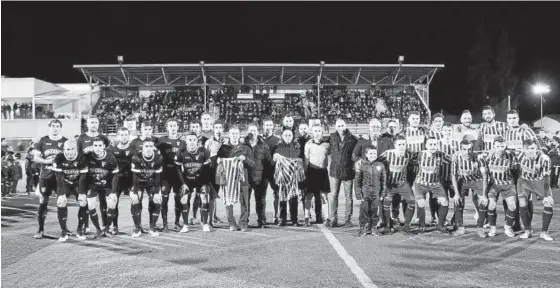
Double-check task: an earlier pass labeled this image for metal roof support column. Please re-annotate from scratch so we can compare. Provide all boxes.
[201,61,207,112]
[318,61,324,118]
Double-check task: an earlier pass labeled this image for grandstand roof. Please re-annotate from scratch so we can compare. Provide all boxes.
[74,63,444,87]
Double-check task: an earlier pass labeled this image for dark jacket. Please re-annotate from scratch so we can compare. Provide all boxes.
[549,146,560,166]
[377,132,396,156]
[263,134,281,178]
[352,134,384,162]
[25,153,34,176]
[12,161,22,181]
[273,141,302,159]
[245,135,271,184]
[215,142,255,187]
[328,129,358,180]
[298,134,311,159]
[2,164,14,182]
[354,160,386,200]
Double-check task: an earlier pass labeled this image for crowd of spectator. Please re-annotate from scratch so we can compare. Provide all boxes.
[93,86,429,133]
[2,103,35,119]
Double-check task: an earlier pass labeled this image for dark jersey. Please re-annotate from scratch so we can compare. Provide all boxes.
[377,149,412,186]
[401,127,426,154]
[451,152,486,183]
[175,147,211,187]
[35,135,68,179]
[131,152,163,187]
[130,136,159,154]
[486,151,517,186]
[415,150,449,186]
[158,135,186,170]
[197,135,209,148]
[77,133,110,156]
[84,152,119,189]
[52,153,87,183]
[107,144,135,176]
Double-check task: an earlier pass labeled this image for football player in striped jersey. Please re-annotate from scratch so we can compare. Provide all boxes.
[450,139,488,237]
[32,119,68,239]
[413,137,451,234]
[437,122,459,225]
[517,139,554,241]
[428,113,445,141]
[377,135,416,234]
[485,136,518,237]
[478,106,508,154]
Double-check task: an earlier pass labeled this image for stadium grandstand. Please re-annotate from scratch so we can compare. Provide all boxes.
[74,61,443,136]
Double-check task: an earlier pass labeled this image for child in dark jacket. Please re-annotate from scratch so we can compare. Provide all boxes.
[11,153,22,195]
[2,156,15,198]
[354,145,386,236]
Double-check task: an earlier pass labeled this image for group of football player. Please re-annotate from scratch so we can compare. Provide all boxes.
[30,105,556,243]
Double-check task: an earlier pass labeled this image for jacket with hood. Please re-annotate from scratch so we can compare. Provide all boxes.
[354,159,386,200]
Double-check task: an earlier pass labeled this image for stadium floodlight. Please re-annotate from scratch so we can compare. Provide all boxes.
[117,56,124,64]
[398,56,404,64]
[532,83,551,126]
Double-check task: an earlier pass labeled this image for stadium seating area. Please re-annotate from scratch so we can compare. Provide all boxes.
[94,86,428,134]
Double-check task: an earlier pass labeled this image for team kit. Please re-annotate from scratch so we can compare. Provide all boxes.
[31,106,555,243]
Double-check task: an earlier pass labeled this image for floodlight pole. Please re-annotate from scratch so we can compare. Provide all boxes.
[318,61,324,118]
[540,92,543,127]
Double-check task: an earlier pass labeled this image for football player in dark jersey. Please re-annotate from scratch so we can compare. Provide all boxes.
[130,139,163,237]
[106,127,135,235]
[77,116,110,233]
[77,116,111,156]
[81,137,119,239]
[185,120,209,225]
[52,140,88,241]
[157,118,186,232]
[32,119,68,239]
[175,132,213,232]
[130,121,158,154]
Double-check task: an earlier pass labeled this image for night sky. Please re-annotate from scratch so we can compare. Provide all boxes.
[3,2,560,121]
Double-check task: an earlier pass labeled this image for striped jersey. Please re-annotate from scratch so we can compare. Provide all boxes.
[438,138,460,182]
[518,152,551,181]
[428,129,443,141]
[486,151,517,186]
[505,126,539,152]
[377,149,412,185]
[402,127,426,153]
[451,152,486,183]
[478,121,508,152]
[415,150,449,186]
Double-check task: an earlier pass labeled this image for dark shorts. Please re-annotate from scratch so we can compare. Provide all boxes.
[517,178,551,199]
[58,183,79,198]
[161,178,181,195]
[39,176,57,197]
[488,182,516,200]
[458,180,484,198]
[116,175,133,194]
[407,165,419,186]
[86,186,109,198]
[135,185,157,198]
[442,181,455,197]
[413,182,447,200]
[386,182,415,202]
[306,167,330,193]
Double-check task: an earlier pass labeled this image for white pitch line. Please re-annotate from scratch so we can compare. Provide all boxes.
[104,237,164,250]
[1,206,37,214]
[158,235,218,248]
[318,224,378,288]
[120,235,183,248]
